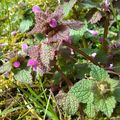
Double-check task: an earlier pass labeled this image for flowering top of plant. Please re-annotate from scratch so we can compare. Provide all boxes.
[28,39,59,75]
[27,6,83,75]
[28,6,83,43]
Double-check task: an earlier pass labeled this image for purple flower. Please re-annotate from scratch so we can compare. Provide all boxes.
[49,19,57,28]
[114,42,120,48]
[11,31,17,36]
[88,30,98,37]
[0,43,8,48]
[22,43,28,51]
[32,5,41,14]
[27,59,38,71]
[99,37,104,43]
[13,61,21,68]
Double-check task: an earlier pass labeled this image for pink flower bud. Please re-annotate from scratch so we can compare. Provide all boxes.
[21,43,28,51]
[13,61,20,68]
[99,37,104,43]
[88,30,98,37]
[49,19,57,28]
[32,5,41,14]
[11,31,17,36]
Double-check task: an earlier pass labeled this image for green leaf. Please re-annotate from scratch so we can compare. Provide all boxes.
[0,62,12,73]
[84,103,96,118]
[62,93,79,115]
[62,0,77,17]
[74,63,90,80]
[19,19,33,33]
[95,50,108,64]
[79,0,100,9]
[56,92,79,115]
[95,96,116,118]
[14,69,32,84]
[70,21,88,44]
[106,79,118,92]
[35,33,45,42]
[90,64,109,81]
[69,79,94,103]
[113,84,120,102]
[52,71,61,85]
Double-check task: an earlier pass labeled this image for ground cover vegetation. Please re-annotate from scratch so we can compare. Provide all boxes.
[1,0,120,119]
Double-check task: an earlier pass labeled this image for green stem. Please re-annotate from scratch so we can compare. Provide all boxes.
[82,38,88,48]
[110,0,119,30]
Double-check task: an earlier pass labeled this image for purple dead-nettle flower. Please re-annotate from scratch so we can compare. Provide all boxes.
[99,37,104,43]
[32,5,41,14]
[13,61,21,68]
[114,42,120,48]
[88,30,98,37]
[49,18,57,28]
[27,59,38,71]
[21,43,28,51]
[11,31,17,36]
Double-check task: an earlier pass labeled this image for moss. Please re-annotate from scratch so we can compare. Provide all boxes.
[26,0,58,11]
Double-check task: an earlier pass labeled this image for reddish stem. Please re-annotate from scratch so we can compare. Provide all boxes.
[54,64,73,88]
[102,13,110,52]
[64,41,100,66]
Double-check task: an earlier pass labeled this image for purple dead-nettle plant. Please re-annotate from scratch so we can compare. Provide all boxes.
[28,40,59,75]
[27,6,83,75]
[28,6,83,43]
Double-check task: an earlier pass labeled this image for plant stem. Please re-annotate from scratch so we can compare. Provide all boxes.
[107,70,120,76]
[64,41,99,66]
[79,104,85,120]
[82,38,88,48]
[54,64,73,88]
[102,13,110,53]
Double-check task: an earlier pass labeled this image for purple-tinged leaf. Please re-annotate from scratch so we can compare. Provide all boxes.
[89,11,102,24]
[51,6,64,21]
[62,20,84,30]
